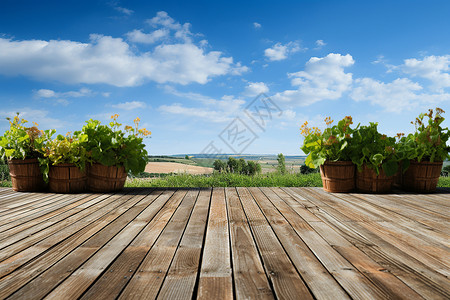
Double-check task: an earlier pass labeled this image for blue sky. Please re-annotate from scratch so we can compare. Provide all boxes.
[1,0,449,155]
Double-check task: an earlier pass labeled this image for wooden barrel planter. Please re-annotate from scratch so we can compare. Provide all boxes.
[402,161,443,193]
[8,158,45,192]
[87,163,127,193]
[48,163,87,193]
[356,164,394,193]
[320,161,355,193]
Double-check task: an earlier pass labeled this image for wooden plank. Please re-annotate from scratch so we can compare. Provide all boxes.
[197,187,233,300]
[115,189,197,299]
[237,187,313,300]
[0,191,134,264]
[349,193,450,247]
[157,188,212,300]
[0,193,79,226]
[296,187,450,299]
[0,192,161,299]
[276,188,422,299]
[0,189,141,279]
[9,189,168,300]
[258,187,387,299]
[0,193,104,246]
[225,187,274,300]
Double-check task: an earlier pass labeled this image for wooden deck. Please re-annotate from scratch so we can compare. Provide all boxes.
[0,187,449,300]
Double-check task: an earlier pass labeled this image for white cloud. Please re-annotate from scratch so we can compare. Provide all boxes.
[351,77,450,112]
[400,55,450,91]
[126,29,169,44]
[253,22,261,29]
[34,88,92,98]
[315,40,326,48]
[264,42,302,61]
[243,82,269,97]
[273,53,354,106]
[0,34,244,86]
[36,89,56,98]
[147,11,192,42]
[159,103,232,123]
[0,108,65,129]
[112,101,147,110]
[160,88,246,123]
[114,6,133,15]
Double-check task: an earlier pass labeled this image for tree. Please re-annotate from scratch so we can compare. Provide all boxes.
[185,155,189,160]
[227,157,238,173]
[238,158,247,174]
[213,159,226,173]
[277,153,287,174]
[246,161,262,175]
[300,164,318,174]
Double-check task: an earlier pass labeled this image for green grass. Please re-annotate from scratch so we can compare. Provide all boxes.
[438,176,450,187]
[125,172,323,188]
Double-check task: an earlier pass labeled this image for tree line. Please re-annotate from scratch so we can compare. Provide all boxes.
[213,157,262,175]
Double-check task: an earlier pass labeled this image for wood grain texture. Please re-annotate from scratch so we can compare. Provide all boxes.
[0,187,447,300]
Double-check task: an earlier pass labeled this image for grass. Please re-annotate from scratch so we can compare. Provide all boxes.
[438,176,450,187]
[125,172,323,188]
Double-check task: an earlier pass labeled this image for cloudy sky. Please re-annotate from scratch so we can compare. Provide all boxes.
[1,0,449,155]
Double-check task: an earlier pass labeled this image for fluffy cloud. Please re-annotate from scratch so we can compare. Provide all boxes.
[273,53,354,105]
[351,78,422,112]
[111,101,147,110]
[315,40,326,49]
[35,88,93,98]
[0,12,246,87]
[146,11,192,42]
[264,42,302,61]
[126,29,169,44]
[351,77,450,112]
[0,35,243,86]
[160,88,246,123]
[400,55,450,91]
[253,22,261,29]
[243,82,269,97]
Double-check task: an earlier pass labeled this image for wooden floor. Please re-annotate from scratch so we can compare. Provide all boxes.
[0,187,449,300]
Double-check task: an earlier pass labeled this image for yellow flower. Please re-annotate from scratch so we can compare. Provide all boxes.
[111,114,119,120]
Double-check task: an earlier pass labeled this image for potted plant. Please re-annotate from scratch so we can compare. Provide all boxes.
[301,116,357,192]
[0,113,47,192]
[350,122,399,193]
[398,108,449,192]
[81,114,150,192]
[39,131,88,193]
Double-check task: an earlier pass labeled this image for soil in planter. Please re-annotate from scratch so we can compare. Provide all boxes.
[356,164,394,193]
[402,161,443,193]
[49,164,87,193]
[8,158,46,192]
[320,161,355,193]
[88,163,127,193]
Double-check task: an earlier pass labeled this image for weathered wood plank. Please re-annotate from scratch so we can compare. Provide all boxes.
[5,189,162,300]
[157,188,211,300]
[78,189,185,300]
[116,189,197,300]
[0,192,158,298]
[0,187,448,300]
[237,187,313,300]
[225,187,274,300]
[258,187,387,299]
[296,187,450,299]
[197,187,233,300]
